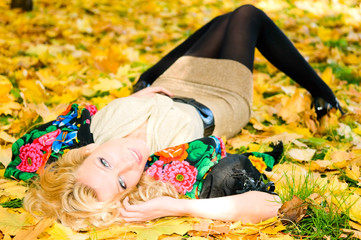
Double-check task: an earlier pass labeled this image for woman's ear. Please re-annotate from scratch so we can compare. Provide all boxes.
[85,143,97,154]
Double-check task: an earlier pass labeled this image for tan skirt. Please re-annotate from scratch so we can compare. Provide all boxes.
[151,56,253,138]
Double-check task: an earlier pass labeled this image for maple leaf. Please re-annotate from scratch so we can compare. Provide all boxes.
[0,206,34,235]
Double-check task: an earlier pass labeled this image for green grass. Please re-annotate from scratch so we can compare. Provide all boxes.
[275,167,355,239]
[286,205,352,239]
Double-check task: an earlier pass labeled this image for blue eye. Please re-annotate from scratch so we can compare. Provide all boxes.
[99,158,112,168]
[118,177,127,189]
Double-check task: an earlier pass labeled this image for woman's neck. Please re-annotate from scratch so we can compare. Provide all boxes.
[125,120,148,142]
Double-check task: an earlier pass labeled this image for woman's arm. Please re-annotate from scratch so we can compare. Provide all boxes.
[119,191,281,223]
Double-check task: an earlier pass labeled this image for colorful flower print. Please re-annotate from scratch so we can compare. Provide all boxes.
[145,160,164,180]
[155,144,189,163]
[52,131,78,153]
[17,143,44,172]
[162,160,197,194]
[186,140,209,162]
[85,105,98,116]
[249,155,267,173]
[212,136,227,158]
[37,129,61,147]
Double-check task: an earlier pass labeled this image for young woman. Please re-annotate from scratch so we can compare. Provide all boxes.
[6,4,342,230]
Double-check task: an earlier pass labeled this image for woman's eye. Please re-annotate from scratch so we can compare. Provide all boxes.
[118,177,127,189]
[99,158,111,168]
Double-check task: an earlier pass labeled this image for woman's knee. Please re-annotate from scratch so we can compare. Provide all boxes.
[231,4,265,20]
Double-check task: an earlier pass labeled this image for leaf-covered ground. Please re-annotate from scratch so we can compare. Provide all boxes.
[0,0,361,239]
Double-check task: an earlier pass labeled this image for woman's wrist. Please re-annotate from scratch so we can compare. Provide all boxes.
[167,197,190,217]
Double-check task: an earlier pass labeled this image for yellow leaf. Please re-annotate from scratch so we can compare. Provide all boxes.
[92,78,124,92]
[87,224,130,240]
[13,218,54,240]
[321,67,335,86]
[286,148,316,162]
[47,222,88,240]
[278,89,308,123]
[0,101,22,115]
[27,103,69,123]
[109,87,132,98]
[0,146,12,168]
[0,131,17,144]
[0,75,12,103]
[310,160,332,172]
[346,164,360,181]
[343,54,361,65]
[0,181,28,199]
[327,176,348,194]
[270,125,312,138]
[19,79,48,104]
[261,224,286,234]
[128,218,193,240]
[349,220,361,232]
[317,27,336,42]
[76,17,93,33]
[333,194,361,223]
[0,206,33,235]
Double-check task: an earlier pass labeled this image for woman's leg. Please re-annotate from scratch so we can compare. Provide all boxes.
[137,4,341,116]
[187,5,338,108]
[136,15,228,87]
[225,6,338,105]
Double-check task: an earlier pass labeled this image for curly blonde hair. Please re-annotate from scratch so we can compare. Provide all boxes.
[23,146,178,230]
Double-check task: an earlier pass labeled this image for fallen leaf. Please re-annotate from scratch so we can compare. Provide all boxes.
[129,218,193,240]
[0,131,17,144]
[13,218,54,240]
[0,146,12,168]
[278,196,308,224]
[286,148,316,162]
[0,206,34,235]
[47,222,88,240]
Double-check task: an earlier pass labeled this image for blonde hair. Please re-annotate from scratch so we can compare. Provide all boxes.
[24,146,179,230]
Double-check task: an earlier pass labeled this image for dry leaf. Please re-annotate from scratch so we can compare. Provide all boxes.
[0,146,12,168]
[286,148,316,162]
[278,196,308,224]
[13,218,54,240]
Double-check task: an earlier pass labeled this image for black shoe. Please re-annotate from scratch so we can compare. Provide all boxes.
[133,80,150,93]
[312,97,345,119]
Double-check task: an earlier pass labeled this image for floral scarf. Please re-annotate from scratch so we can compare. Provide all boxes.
[145,136,226,199]
[5,102,276,199]
[145,136,276,199]
[4,104,97,181]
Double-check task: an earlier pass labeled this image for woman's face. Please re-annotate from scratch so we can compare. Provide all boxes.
[77,138,150,202]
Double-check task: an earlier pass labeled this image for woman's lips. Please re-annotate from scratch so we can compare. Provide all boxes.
[128,148,142,164]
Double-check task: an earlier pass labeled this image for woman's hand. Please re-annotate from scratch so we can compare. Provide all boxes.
[130,86,173,98]
[119,196,178,222]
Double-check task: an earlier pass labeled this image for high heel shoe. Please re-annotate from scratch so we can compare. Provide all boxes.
[312,97,344,119]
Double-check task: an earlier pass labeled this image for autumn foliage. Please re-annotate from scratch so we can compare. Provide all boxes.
[0,0,361,239]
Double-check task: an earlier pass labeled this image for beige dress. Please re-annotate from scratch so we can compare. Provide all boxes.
[152,56,253,138]
[91,56,253,153]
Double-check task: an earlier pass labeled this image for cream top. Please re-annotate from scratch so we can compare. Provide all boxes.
[90,94,204,153]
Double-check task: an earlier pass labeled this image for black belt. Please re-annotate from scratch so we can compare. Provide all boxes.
[172,97,215,137]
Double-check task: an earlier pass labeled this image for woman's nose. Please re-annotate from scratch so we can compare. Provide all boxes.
[124,157,135,168]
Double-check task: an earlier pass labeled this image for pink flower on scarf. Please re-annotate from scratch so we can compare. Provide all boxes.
[162,161,197,194]
[85,105,98,116]
[145,160,164,180]
[17,143,44,172]
[37,129,61,147]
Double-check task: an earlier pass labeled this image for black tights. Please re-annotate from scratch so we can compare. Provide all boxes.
[138,5,336,104]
